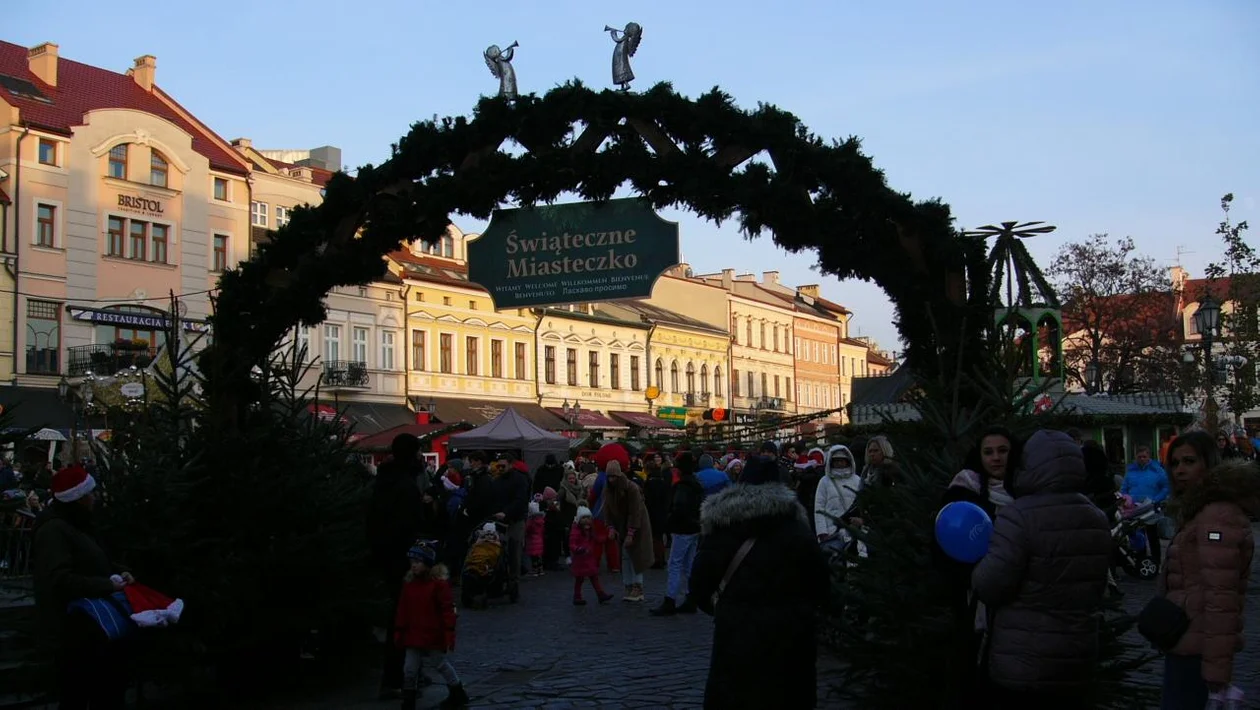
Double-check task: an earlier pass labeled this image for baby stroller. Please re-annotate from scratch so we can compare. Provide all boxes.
[461,520,520,608]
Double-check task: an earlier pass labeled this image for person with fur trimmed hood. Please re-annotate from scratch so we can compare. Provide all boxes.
[687,455,829,709]
[1159,430,1259,708]
[813,445,862,552]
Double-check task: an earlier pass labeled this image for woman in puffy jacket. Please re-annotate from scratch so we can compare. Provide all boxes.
[972,429,1112,708]
[1160,430,1259,709]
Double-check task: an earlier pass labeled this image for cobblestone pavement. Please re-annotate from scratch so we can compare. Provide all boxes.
[278,527,1260,710]
[282,566,847,710]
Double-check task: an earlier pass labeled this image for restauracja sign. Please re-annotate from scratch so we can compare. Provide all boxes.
[468,198,680,309]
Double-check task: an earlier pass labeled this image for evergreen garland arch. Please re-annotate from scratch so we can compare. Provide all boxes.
[203,82,990,425]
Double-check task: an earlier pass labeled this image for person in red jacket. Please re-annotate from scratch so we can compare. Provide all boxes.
[394,541,469,710]
[569,506,614,605]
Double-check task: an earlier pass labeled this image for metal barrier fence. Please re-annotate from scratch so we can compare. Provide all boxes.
[1,511,36,580]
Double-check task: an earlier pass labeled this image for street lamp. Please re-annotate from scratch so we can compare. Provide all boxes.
[1083,360,1099,395]
[422,397,437,415]
[1194,295,1222,431]
[560,399,581,425]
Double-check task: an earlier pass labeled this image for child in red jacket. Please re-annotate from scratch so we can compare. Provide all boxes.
[569,507,614,605]
[394,541,469,710]
[525,500,546,576]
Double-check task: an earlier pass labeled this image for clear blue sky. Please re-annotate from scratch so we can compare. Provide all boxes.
[8,0,1258,352]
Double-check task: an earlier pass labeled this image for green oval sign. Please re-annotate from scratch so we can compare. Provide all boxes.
[467,198,680,308]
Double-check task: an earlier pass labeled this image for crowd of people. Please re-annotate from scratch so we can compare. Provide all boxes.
[16,419,1258,710]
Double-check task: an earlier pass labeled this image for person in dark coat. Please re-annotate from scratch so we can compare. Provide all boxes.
[489,458,531,585]
[686,456,830,709]
[366,434,428,697]
[532,454,564,497]
[972,429,1112,708]
[642,459,671,569]
[32,464,133,708]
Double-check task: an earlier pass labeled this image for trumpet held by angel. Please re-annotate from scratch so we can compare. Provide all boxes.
[605,22,642,90]
[484,41,519,99]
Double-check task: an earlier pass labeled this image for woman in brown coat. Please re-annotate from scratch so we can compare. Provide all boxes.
[1160,430,1259,709]
[601,460,653,602]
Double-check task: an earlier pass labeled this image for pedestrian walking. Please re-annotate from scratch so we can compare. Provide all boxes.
[393,541,468,709]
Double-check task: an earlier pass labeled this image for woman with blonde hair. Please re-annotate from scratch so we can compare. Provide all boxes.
[862,435,902,487]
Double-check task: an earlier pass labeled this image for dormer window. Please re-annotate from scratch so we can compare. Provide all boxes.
[150,150,169,188]
[108,144,128,179]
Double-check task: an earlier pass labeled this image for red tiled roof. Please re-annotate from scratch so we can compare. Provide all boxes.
[259,155,334,186]
[387,249,485,291]
[0,41,249,175]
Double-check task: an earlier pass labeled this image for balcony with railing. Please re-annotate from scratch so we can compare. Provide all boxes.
[67,343,158,376]
[323,360,369,389]
[684,392,711,407]
[755,396,787,412]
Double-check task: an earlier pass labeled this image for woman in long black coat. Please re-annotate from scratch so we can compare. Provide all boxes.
[687,457,830,709]
[642,460,672,568]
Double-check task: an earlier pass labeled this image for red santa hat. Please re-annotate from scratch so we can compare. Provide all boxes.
[52,465,96,503]
[796,451,825,469]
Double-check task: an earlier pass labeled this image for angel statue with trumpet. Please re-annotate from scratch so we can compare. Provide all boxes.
[605,22,642,90]
[484,42,519,99]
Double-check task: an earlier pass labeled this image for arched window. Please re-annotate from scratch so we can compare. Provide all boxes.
[670,361,679,393]
[700,364,709,395]
[150,150,169,188]
[685,362,695,394]
[108,143,128,179]
[655,358,664,390]
[714,368,723,397]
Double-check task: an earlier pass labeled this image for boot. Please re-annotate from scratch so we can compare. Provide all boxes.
[401,689,417,710]
[624,583,644,602]
[649,597,676,616]
[440,683,470,709]
[676,597,698,614]
[597,591,614,604]
[573,596,587,606]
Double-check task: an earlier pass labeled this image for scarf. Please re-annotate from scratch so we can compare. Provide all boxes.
[949,469,1014,509]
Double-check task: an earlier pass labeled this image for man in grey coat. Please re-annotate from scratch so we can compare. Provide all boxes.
[972,429,1112,709]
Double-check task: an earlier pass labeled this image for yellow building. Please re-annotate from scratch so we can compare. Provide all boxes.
[387,230,563,430]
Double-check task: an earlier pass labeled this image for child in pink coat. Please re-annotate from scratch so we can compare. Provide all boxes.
[525,500,546,576]
[568,506,613,605]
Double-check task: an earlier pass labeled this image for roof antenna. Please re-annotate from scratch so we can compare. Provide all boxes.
[1174,245,1195,266]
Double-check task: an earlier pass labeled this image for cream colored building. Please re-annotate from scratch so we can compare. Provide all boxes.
[0,41,254,431]
[386,230,564,430]
[535,303,651,432]
[694,270,798,428]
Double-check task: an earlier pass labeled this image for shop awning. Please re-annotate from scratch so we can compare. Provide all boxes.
[545,408,627,431]
[341,402,417,434]
[0,386,75,433]
[354,422,471,452]
[609,411,676,430]
[415,396,569,430]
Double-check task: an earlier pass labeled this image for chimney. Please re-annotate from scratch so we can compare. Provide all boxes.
[721,268,734,290]
[130,55,157,91]
[231,138,253,151]
[27,43,59,87]
[798,284,820,298]
[762,271,780,286]
[736,273,755,281]
[1170,265,1187,293]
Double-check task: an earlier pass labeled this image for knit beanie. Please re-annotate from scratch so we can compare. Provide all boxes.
[575,506,593,522]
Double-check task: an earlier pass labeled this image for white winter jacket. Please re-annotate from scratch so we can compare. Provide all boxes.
[814,444,863,539]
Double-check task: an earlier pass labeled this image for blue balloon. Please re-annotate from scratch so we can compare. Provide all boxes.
[935,501,994,564]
